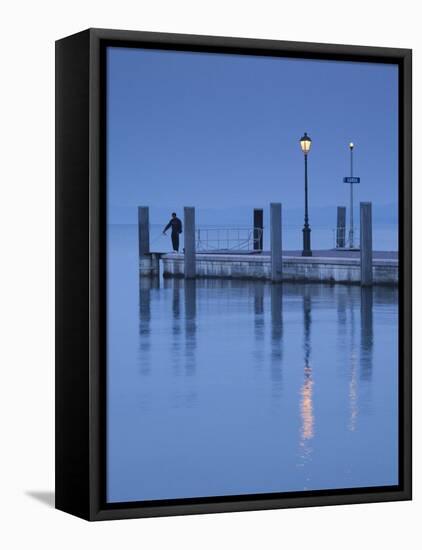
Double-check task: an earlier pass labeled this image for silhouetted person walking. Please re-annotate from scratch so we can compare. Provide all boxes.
[163,212,183,252]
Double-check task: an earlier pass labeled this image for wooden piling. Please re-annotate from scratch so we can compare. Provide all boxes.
[184,206,196,279]
[138,206,152,276]
[253,208,264,251]
[336,206,346,248]
[270,203,282,283]
[360,202,373,286]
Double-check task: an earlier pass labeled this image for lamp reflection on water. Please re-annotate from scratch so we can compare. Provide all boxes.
[299,289,314,474]
[348,287,359,432]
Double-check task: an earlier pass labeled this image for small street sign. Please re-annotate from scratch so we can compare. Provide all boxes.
[343,176,360,183]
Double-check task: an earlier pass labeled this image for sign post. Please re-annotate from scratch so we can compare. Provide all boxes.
[344,143,360,248]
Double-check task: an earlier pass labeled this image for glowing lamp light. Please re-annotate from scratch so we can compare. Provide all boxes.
[300,132,312,154]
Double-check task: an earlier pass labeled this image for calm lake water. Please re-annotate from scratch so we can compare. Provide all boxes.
[107,225,399,503]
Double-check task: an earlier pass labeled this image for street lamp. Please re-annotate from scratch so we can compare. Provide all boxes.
[300,132,312,257]
[342,142,360,248]
[349,142,355,248]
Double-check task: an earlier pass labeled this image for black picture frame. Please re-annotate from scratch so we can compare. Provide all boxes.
[55,28,412,521]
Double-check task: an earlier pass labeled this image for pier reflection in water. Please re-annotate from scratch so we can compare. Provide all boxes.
[107,232,399,503]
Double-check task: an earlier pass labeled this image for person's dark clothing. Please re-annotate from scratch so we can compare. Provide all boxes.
[164,217,183,252]
[171,232,179,252]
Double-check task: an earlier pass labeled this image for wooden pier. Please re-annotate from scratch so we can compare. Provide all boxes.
[138,204,398,286]
[159,250,398,285]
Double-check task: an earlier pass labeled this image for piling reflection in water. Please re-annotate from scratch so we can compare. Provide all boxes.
[270,285,283,397]
[184,280,197,376]
[254,283,265,343]
[360,286,374,381]
[252,283,265,371]
[168,277,182,374]
[138,276,157,377]
[107,233,399,502]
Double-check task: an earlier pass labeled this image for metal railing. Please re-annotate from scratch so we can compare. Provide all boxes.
[196,227,263,252]
[332,227,360,250]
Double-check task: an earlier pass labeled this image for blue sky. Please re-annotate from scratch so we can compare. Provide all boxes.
[106,47,398,230]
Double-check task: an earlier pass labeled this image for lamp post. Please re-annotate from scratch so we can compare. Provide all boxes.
[300,132,312,257]
[349,142,355,248]
[343,142,360,249]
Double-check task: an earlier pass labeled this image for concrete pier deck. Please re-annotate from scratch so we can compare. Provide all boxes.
[159,250,398,285]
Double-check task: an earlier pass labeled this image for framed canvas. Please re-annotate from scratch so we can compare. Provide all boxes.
[55,28,412,521]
